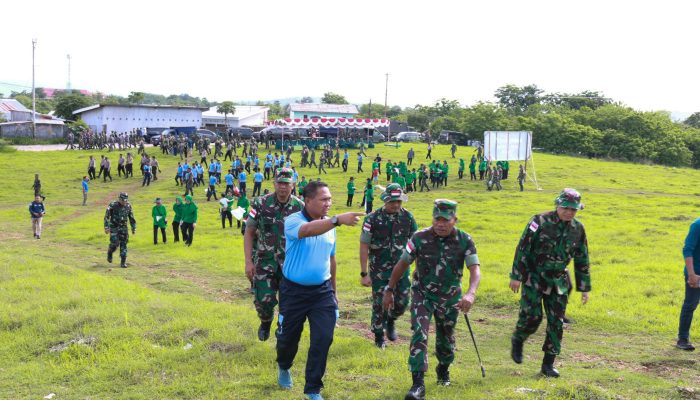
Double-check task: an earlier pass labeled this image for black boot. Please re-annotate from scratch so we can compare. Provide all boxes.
[258,321,272,341]
[107,251,113,264]
[436,364,450,386]
[386,318,397,342]
[120,256,127,268]
[374,332,386,349]
[404,372,425,400]
[511,336,523,364]
[541,353,560,378]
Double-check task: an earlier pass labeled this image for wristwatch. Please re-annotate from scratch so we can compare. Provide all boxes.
[360,271,368,278]
[385,285,395,293]
[331,215,340,226]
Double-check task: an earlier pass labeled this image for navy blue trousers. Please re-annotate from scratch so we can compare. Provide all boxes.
[276,278,337,394]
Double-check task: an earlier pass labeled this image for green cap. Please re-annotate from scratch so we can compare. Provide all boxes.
[554,188,584,210]
[380,183,408,202]
[433,199,457,219]
[275,168,294,183]
[119,192,128,200]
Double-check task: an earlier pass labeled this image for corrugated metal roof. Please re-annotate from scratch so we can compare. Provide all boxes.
[0,99,30,113]
[73,104,210,115]
[202,105,269,119]
[289,103,358,114]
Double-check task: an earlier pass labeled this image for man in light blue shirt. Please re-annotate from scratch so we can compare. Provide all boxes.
[238,170,247,195]
[276,181,364,399]
[253,168,264,197]
[224,170,235,195]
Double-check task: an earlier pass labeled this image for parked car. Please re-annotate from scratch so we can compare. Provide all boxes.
[195,129,219,141]
[369,132,386,142]
[394,131,424,142]
[259,127,298,141]
[228,127,259,141]
[145,127,167,144]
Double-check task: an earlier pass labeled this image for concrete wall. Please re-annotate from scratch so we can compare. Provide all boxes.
[80,106,203,133]
[0,122,65,139]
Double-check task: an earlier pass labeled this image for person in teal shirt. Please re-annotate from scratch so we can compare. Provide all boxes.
[152,197,167,245]
[347,177,356,207]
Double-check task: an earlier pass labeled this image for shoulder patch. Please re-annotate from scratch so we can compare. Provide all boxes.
[363,222,371,232]
[406,239,416,254]
[529,221,539,232]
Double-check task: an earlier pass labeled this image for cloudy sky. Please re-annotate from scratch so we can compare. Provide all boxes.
[3,0,698,112]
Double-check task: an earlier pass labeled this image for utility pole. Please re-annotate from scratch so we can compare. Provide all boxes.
[384,73,389,118]
[32,39,37,139]
[66,54,72,93]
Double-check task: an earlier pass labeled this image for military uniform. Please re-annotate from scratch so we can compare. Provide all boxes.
[360,184,417,345]
[247,169,304,327]
[510,188,590,377]
[403,226,479,373]
[104,192,136,268]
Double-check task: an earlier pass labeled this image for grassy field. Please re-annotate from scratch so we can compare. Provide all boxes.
[1,142,700,399]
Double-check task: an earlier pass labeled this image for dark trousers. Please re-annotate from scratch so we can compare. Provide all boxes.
[222,210,232,228]
[365,201,373,214]
[470,171,477,180]
[181,222,194,245]
[172,221,181,242]
[253,182,262,197]
[357,162,363,173]
[142,172,151,186]
[240,182,246,195]
[458,170,463,179]
[407,158,413,166]
[342,159,348,172]
[207,185,218,201]
[276,278,336,395]
[479,170,485,180]
[679,282,700,340]
[88,167,96,180]
[126,164,133,177]
[265,168,271,180]
[118,165,126,177]
[103,169,112,182]
[153,226,166,244]
[346,194,353,206]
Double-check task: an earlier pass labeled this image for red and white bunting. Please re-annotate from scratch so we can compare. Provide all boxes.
[269,118,391,129]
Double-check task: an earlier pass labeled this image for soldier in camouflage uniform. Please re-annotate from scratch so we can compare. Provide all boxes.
[383,199,481,400]
[360,183,418,348]
[509,188,590,378]
[244,168,304,341]
[104,192,136,268]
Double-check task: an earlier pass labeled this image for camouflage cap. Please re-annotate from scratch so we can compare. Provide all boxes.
[380,183,408,202]
[119,192,129,200]
[275,168,294,183]
[433,199,457,219]
[554,188,584,210]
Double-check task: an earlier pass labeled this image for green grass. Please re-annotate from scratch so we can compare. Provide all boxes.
[1,144,700,399]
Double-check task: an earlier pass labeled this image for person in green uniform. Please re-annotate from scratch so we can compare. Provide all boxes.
[364,179,374,214]
[104,192,137,268]
[360,184,417,348]
[509,188,590,378]
[347,177,356,207]
[386,160,394,181]
[298,176,308,198]
[441,161,449,187]
[244,168,304,341]
[458,159,465,180]
[152,197,167,245]
[237,191,250,231]
[180,194,198,246]
[478,159,488,180]
[469,158,477,181]
[405,170,415,193]
[172,197,184,243]
[383,199,481,400]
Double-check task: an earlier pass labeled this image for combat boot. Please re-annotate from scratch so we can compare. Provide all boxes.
[107,251,113,264]
[436,364,450,386]
[385,318,398,342]
[258,321,272,341]
[404,372,425,400]
[511,337,523,364]
[541,353,560,378]
[120,256,127,268]
[374,332,386,349]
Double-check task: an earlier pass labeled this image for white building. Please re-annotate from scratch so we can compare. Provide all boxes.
[201,105,269,130]
[0,99,32,122]
[73,104,208,133]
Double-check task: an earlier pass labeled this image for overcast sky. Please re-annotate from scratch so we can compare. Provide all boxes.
[3,0,698,112]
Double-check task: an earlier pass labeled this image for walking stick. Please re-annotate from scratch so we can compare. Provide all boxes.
[464,313,486,378]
